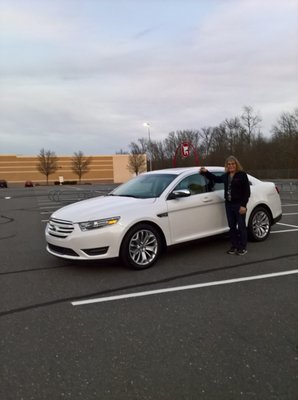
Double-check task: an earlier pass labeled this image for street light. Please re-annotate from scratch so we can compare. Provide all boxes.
[143,122,152,171]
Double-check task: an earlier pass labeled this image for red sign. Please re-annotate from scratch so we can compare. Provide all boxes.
[181,142,190,157]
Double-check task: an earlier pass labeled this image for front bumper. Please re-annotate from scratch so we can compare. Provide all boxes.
[45,222,123,260]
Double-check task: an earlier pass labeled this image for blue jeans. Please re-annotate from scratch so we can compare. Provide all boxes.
[225,202,247,250]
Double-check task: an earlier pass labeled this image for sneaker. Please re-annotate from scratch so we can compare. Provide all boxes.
[237,249,247,256]
[227,247,237,255]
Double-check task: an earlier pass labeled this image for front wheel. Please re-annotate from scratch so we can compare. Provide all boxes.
[248,206,271,241]
[120,224,162,269]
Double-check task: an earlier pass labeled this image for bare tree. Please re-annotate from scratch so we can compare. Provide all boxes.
[71,151,92,183]
[37,148,58,185]
[271,108,298,169]
[199,127,214,160]
[127,142,147,175]
[272,108,298,139]
[241,106,262,144]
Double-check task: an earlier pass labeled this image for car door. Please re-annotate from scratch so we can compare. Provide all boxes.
[166,173,227,244]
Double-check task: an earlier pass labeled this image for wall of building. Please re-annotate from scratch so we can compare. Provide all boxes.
[0,154,138,185]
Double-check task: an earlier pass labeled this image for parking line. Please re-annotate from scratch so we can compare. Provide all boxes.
[282,213,298,216]
[276,222,298,228]
[71,269,298,307]
[272,229,298,233]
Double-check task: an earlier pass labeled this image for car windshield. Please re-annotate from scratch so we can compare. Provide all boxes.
[110,173,177,199]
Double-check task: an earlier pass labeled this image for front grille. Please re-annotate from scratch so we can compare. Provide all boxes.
[48,218,74,238]
[48,243,79,257]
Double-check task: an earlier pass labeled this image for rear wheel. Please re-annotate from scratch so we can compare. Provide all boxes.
[120,223,162,269]
[248,206,271,241]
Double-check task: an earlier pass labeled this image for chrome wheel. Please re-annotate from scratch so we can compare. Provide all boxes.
[129,229,158,266]
[248,207,271,241]
[121,224,161,269]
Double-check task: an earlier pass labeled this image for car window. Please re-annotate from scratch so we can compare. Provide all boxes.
[174,173,207,195]
[203,172,225,192]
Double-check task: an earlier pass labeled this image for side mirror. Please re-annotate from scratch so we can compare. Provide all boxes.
[168,189,191,200]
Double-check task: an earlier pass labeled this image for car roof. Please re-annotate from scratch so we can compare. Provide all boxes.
[145,166,225,176]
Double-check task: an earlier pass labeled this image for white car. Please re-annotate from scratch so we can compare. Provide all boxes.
[45,167,282,269]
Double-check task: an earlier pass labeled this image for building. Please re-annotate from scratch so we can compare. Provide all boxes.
[0,154,140,185]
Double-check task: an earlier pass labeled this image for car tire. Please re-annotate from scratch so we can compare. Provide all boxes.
[248,206,271,241]
[120,223,162,269]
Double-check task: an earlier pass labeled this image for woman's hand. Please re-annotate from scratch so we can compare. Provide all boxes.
[199,167,207,174]
[239,206,247,214]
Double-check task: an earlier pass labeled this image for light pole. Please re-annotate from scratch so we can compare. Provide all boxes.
[143,122,152,171]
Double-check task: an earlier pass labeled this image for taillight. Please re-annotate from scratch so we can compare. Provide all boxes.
[275,185,280,194]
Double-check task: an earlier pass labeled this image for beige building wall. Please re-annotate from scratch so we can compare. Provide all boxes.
[113,154,135,183]
[0,154,139,185]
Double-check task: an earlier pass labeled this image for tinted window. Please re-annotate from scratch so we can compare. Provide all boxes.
[204,172,224,191]
[174,174,207,195]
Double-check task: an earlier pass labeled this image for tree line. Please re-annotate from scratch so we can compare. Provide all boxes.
[127,106,298,178]
[37,106,297,183]
[37,149,92,184]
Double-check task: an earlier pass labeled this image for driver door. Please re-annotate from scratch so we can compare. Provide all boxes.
[166,173,227,244]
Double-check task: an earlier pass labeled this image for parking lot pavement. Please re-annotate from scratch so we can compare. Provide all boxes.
[0,185,297,400]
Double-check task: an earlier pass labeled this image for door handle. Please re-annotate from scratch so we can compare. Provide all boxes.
[202,198,212,203]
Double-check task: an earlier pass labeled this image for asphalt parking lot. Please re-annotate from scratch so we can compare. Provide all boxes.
[0,184,297,400]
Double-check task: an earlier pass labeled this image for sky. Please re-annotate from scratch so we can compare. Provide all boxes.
[0,0,297,156]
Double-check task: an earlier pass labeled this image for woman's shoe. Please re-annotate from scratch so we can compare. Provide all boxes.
[227,247,237,255]
[237,249,247,255]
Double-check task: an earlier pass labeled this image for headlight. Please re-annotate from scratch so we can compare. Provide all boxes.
[79,216,120,231]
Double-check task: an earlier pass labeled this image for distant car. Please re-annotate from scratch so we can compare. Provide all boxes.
[25,181,34,187]
[0,180,8,188]
[45,167,282,269]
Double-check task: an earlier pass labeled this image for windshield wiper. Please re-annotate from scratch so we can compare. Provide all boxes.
[107,194,138,198]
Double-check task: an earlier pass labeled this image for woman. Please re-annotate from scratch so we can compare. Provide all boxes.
[200,156,251,255]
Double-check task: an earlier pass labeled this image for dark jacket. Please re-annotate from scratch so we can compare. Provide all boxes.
[203,170,251,207]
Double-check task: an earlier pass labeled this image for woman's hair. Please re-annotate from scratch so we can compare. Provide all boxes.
[224,155,243,172]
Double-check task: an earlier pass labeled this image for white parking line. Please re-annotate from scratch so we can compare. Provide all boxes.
[272,229,298,233]
[276,222,298,228]
[272,222,298,234]
[282,213,298,216]
[71,269,298,307]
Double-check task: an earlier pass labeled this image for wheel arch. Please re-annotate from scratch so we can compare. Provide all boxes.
[120,220,167,254]
[247,203,273,242]
[247,203,273,225]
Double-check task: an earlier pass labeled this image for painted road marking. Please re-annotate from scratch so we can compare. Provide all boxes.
[272,229,298,233]
[282,212,298,216]
[72,269,298,307]
[276,222,298,228]
[272,222,298,233]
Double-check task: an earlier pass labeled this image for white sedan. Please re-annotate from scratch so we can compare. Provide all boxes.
[45,167,282,269]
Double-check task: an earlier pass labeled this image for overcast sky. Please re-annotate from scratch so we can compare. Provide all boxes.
[0,0,297,156]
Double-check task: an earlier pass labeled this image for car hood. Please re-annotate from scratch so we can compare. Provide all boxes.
[50,195,158,222]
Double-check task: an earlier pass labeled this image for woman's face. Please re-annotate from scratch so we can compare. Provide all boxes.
[227,160,237,174]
